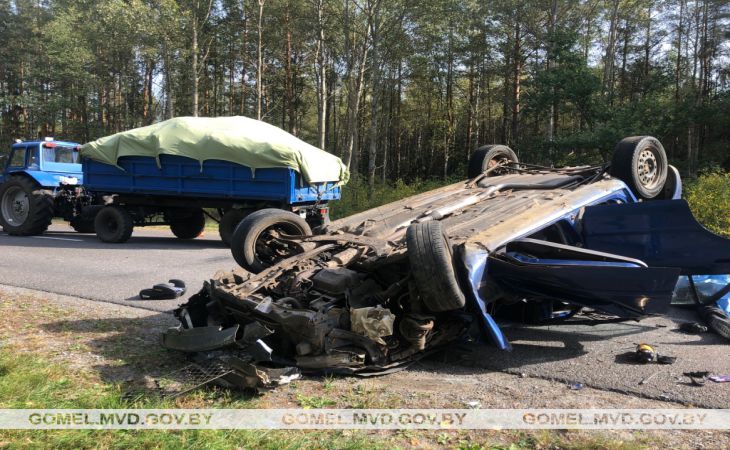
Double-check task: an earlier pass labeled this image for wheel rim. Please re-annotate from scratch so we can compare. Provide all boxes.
[253,224,303,267]
[486,155,512,175]
[103,216,119,234]
[637,148,663,190]
[1,186,30,226]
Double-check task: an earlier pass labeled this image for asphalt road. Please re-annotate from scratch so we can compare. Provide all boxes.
[0,223,235,311]
[1,223,729,408]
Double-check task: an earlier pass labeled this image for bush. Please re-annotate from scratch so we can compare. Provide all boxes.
[685,172,730,238]
[330,175,455,220]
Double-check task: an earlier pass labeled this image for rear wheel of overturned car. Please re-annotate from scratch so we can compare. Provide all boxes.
[94,206,134,243]
[406,220,466,312]
[169,208,206,240]
[467,145,519,179]
[0,176,53,236]
[218,208,252,247]
[230,208,312,273]
[610,136,668,200]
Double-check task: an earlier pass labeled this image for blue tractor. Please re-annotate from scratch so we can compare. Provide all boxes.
[0,138,94,235]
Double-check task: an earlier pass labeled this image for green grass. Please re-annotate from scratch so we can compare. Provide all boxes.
[0,349,386,449]
[0,348,666,449]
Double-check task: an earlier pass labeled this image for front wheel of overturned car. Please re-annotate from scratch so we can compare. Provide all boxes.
[406,220,466,312]
[610,136,668,200]
[169,208,206,240]
[230,208,312,273]
[0,176,53,236]
[467,145,519,179]
[94,206,134,243]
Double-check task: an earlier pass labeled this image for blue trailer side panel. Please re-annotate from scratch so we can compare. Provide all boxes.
[83,155,340,204]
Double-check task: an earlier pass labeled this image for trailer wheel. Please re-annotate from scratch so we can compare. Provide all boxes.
[0,175,53,236]
[94,206,134,243]
[467,145,519,179]
[230,208,311,273]
[610,136,668,200]
[69,217,95,233]
[170,209,206,240]
[218,208,252,247]
[406,221,466,312]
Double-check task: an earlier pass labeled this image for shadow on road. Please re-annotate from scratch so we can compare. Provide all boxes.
[0,230,227,251]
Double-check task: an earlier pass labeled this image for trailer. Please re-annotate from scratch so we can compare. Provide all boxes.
[85,154,341,245]
[1,117,348,254]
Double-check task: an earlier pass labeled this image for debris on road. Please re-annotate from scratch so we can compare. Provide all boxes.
[678,322,708,334]
[568,382,584,391]
[639,371,661,386]
[633,343,676,365]
[683,371,711,387]
[139,279,186,300]
[709,375,730,383]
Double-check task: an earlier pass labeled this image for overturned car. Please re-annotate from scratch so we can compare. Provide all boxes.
[163,136,730,384]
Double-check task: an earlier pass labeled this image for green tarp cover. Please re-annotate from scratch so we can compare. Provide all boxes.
[80,116,349,185]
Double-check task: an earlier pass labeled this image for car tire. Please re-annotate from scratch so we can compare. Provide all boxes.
[467,145,519,179]
[0,176,53,236]
[218,208,252,247]
[170,209,206,240]
[656,165,682,200]
[230,208,311,273]
[610,136,668,200]
[94,206,134,243]
[406,220,466,312]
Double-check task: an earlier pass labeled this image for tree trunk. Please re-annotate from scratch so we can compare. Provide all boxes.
[366,0,381,188]
[256,0,265,120]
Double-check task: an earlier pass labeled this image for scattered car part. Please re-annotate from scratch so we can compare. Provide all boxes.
[678,322,708,334]
[139,279,187,300]
[467,144,519,179]
[162,325,239,352]
[709,375,730,383]
[609,136,668,200]
[350,306,396,345]
[230,208,312,273]
[684,371,711,386]
[635,343,656,363]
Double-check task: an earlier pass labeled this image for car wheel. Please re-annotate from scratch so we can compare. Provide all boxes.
[610,136,668,200]
[0,176,53,236]
[170,208,206,239]
[218,208,252,247]
[94,206,134,243]
[230,208,312,273]
[406,220,466,312]
[467,145,519,179]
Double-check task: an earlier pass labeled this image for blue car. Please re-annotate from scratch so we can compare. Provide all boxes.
[165,136,730,376]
